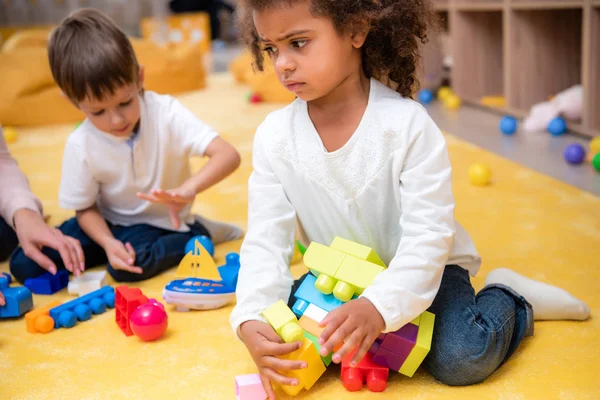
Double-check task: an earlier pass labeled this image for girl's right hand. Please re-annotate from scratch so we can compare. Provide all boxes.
[239,320,307,400]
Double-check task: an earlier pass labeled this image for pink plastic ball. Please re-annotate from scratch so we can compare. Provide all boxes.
[130,301,168,341]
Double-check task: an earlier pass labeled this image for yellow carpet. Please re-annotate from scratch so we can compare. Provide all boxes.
[0,73,597,399]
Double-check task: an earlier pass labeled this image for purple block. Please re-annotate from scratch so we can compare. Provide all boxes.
[24,270,69,295]
[380,323,418,356]
[369,340,381,354]
[372,347,406,372]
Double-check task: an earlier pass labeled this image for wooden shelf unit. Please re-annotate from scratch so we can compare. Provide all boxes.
[427,0,599,137]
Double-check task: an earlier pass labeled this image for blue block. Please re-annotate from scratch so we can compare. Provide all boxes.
[24,270,69,295]
[185,235,215,257]
[218,252,240,289]
[291,274,354,317]
[49,286,115,329]
[0,273,33,318]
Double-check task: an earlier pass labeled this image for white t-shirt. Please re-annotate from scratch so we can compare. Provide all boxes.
[59,91,218,232]
[230,78,482,334]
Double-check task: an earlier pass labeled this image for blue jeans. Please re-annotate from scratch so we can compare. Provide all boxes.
[289,265,533,386]
[0,217,19,262]
[9,217,210,284]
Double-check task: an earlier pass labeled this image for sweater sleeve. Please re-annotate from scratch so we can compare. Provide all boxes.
[360,108,456,332]
[229,120,297,338]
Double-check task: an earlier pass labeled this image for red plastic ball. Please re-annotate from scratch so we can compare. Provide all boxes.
[249,93,262,103]
[130,301,168,341]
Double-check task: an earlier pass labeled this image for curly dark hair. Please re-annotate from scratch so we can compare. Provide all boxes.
[238,0,436,97]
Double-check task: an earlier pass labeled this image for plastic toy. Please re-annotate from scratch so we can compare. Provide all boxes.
[499,116,517,135]
[329,237,386,267]
[564,144,586,165]
[217,252,241,289]
[291,273,350,317]
[184,235,214,257]
[25,300,62,334]
[235,374,268,400]
[444,94,461,110]
[468,163,492,186]
[262,299,304,343]
[163,277,235,311]
[437,86,452,102]
[176,239,220,279]
[304,331,332,366]
[0,272,33,318]
[303,239,386,302]
[3,126,17,144]
[590,137,600,155]
[480,96,506,108]
[279,336,326,395]
[49,286,115,329]
[68,271,108,296]
[417,89,434,105]
[249,93,262,104]
[24,270,69,295]
[341,348,389,392]
[547,117,567,136]
[593,153,600,173]
[130,299,168,341]
[116,286,148,336]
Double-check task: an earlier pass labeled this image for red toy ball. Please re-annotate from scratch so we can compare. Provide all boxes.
[249,93,262,103]
[130,299,168,341]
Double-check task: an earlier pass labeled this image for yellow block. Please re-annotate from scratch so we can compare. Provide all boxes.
[329,237,386,267]
[303,242,346,277]
[279,337,326,395]
[399,311,435,377]
[175,240,220,279]
[25,300,62,334]
[480,96,506,108]
[411,315,421,326]
[332,255,386,301]
[262,300,304,344]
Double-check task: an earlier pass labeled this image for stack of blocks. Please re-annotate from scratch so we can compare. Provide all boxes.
[246,237,435,397]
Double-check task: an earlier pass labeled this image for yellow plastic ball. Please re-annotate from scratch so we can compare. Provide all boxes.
[468,163,492,186]
[590,137,600,156]
[445,94,462,111]
[438,86,452,102]
[3,126,17,144]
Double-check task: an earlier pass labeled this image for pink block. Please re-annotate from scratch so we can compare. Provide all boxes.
[235,374,267,400]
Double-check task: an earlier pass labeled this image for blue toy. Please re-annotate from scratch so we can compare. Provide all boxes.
[24,270,69,295]
[499,116,517,135]
[292,273,356,318]
[547,117,567,136]
[217,252,240,289]
[564,144,586,165]
[417,89,434,105]
[163,278,235,311]
[0,272,33,318]
[185,235,214,257]
[49,286,115,329]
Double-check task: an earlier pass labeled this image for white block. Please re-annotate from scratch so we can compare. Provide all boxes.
[303,303,328,323]
[68,271,108,296]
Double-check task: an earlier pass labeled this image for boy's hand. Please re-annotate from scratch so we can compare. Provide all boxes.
[318,297,385,366]
[137,186,195,229]
[103,238,142,274]
[240,320,307,400]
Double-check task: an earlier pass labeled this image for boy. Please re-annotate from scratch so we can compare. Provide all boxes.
[10,9,242,283]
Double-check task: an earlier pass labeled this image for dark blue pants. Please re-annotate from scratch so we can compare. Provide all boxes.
[289,265,533,386]
[10,217,210,284]
[0,217,19,262]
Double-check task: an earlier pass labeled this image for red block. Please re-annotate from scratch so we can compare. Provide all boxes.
[341,348,389,393]
[115,286,148,336]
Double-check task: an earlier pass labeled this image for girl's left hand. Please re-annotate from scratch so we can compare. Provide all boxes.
[318,297,385,366]
[137,186,196,229]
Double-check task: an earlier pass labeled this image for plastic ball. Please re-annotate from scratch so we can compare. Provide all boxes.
[444,94,461,111]
[593,153,600,173]
[418,89,434,105]
[499,116,517,135]
[547,117,566,136]
[184,235,214,256]
[3,126,17,144]
[468,163,492,186]
[437,86,452,102]
[563,144,586,165]
[590,137,600,155]
[130,302,168,341]
[249,93,262,104]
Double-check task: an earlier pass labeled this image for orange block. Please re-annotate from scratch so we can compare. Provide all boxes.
[25,300,62,334]
[298,315,343,353]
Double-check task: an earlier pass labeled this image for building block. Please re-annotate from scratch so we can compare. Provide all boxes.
[50,286,115,329]
[372,347,407,372]
[303,330,332,366]
[330,237,386,267]
[303,242,346,281]
[68,271,107,296]
[399,311,435,377]
[235,374,267,400]
[176,239,220,280]
[341,348,389,392]
[303,303,327,323]
[0,272,33,318]
[291,274,348,317]
[379,323,418,357]
[24,270,69,295]
[279,336,326,395]
[299,314,324,339]
[411,315,421,326]
[116,286,148,336]
[262,299,304,343]
[218,252,240,289]
[332,256,385,302]
[25,300,62,333]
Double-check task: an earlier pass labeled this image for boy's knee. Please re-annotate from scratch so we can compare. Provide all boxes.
[9,249,44,284]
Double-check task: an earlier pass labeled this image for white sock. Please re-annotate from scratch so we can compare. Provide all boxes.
[484,268,590,321]
[195,216,244,244]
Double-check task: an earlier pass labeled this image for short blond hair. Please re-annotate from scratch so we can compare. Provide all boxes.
[48,8,139,103]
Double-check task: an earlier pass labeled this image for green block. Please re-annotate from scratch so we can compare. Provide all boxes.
[303,331,331,366]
